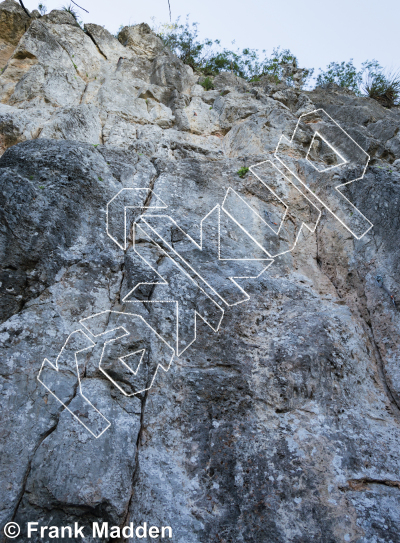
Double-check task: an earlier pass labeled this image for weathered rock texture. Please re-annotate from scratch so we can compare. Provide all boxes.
[1,1,400,541]
[0,0,31,71]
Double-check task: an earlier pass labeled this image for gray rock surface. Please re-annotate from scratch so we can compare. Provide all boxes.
[118,23,164,60]
[84,23,126,63]
[41,9,81,27]
[1,2,400,541]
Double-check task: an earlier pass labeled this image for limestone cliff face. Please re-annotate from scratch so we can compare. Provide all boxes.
[1,2,400,541]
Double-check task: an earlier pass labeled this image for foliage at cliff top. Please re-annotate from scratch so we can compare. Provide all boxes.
[316,60,400,107]
[152,16,313,87]
[152,16,399,105]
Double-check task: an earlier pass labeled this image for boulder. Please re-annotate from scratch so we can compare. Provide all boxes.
[0,102,51,154]
[118,23,164,59]
[85,22,127,63]
[0,20,87,106]
[0,0,31,70]
[0,0,30,46]
[38,104,102,144]
[150,50,197,93]
[147,101,175,128]
[213,71,249,92]
[45,21,104,80]
[213,90,263,130]
[40,9,80,27]
[177,95,220,135]
[102,113,138,147]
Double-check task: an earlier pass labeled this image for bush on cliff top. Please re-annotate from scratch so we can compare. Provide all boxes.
[363,70,400,108]
[152,16,313,87]
[316,59,400,107]
[154,17,399,105]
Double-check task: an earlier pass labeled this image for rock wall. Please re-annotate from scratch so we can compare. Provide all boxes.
[1,2,400,541]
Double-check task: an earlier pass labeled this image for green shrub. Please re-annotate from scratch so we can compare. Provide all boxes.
[316,59,400,106]
[153,16,312,86]
[363,71,400,108]
[200,77,214,91]
[37,3,47,15]
[237,167,249,178]
[151,16,398,101]
[316,59,365,93]
[315,59,386,95]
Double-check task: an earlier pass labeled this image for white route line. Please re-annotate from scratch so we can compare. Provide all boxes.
[80,310,175,396]
[125,222,225,356]
[38,107,374,437]
[222,186,284,237]
[106,188,168,251]
[139,203,273,308]
[244,163,322,257]
[274,108,373,240]
[37,330,111,439]
[305,131,347,172]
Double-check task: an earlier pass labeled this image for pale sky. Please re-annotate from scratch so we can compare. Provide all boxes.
[23,0,399,78]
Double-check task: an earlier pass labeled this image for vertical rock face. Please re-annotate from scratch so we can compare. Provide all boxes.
[1,2,400,541]
[0,0,30,44]
[0,0,31,70]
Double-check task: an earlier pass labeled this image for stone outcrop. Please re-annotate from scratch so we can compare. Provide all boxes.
[118,22,164,59]
[1,1,400,541]
[0,0,31,71]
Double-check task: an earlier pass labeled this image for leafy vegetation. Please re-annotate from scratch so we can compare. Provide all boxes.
[62,4,79,19]
[37,3,47,15]
[152,17,399,105]
[316,59,400,107]
[316,59,380,94]
[237,167,249,178]
[363,70,400,108]
[200,77,214,91]
[152,17,313,87]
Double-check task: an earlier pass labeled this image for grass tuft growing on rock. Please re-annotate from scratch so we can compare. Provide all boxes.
[200,77,214,91]
[316,60,400,107]
[237,167,249,178]
[363,71,400,108]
